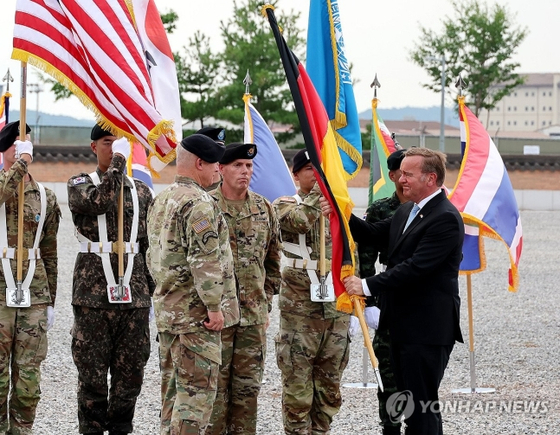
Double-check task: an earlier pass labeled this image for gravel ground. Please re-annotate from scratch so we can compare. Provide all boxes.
[31,207,560,434]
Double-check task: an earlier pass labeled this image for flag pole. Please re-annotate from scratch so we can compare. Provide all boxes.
[117,177,124,300]
[451,275,495,394]
[451,77,495,394]
[16,62,27,304]
[353,298,384,391]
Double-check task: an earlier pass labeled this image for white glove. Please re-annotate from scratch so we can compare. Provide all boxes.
[46,306,55,331]
[148,305,155,323]
[111,137,131,160]
[15,140,33,160]
[348,315,360,337]
[364,306,381,330]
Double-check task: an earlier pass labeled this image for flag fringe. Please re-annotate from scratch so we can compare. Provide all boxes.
[333,129,363,180]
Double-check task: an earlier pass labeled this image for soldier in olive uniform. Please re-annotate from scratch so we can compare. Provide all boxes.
[68,126,154,435]
[147,133,237,435]
[358,149,406,435]
[272,149,350,435]
[0,122,60,435]
[205,143,282,435]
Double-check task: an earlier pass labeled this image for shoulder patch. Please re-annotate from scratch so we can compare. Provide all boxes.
[192,217,211,234]
[278,196,297,203]
[72,177,87,186]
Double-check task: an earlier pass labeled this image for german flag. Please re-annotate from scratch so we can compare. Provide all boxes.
[263,5,355,312]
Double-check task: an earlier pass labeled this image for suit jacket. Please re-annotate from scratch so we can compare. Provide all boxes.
[350,190,464,346]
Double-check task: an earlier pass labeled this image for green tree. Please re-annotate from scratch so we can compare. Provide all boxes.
[175,31,222,127]
[410,0,527,116]
[215,0,305,138]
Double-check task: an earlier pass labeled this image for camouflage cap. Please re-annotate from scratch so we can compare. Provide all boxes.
[219,143,257,164]
[0,121,31,152]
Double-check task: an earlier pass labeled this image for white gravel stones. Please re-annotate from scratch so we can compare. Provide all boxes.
[31,208,560,434]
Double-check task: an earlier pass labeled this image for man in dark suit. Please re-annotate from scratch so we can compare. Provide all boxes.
[325,148,464,435]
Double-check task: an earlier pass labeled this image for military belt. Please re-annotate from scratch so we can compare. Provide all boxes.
[0,247,42,261]
[281,257,331,271]
[79,241,139,254]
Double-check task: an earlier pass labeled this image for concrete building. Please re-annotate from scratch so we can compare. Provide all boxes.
[480,73,560,136]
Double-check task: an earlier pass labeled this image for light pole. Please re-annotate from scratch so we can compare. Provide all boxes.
[425,55,446,152]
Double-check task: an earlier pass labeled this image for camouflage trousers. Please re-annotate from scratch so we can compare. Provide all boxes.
[71,306,150,434]
[0,304,48,435]
[205,324,266,435]
[373,327,400,432]
[159,332,220,435]
[275,312,350,435]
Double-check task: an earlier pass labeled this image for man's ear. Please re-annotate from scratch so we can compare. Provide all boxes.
[90,141,97,155]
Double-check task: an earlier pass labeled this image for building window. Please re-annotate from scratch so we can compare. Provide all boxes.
[531,92,535,96]
[543,106,546,111]
[531,121,534,125]
[490,121,494,126]
[513,121,517,126]
[507,121,511,126]
[543,92,546,96]
[508,107,511,111]
[525,92,528,96]
[550,91,553,96]
[531,107,535,111]
[496,121,500,126]
[525,121,528,126]
[514,107,517,111]
[550,107,553,111]
[514,92,517,97]
[543,121,546,126]
[550,121,552,125]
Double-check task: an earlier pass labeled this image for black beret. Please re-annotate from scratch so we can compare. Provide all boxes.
[196,126,226,144]
[219,143,257,165]
[0,121,31,153]
[180,133,225,163]
[387,149,406,171]
[292,148,310,174]
[91,124,115,141]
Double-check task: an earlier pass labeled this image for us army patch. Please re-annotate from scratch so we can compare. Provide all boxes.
[193,218,211,234]
[202,231,218,244]
[73,177,87,185]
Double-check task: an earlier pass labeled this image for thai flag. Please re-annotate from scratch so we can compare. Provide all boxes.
[448,97,522,291]
[244,95,296,202]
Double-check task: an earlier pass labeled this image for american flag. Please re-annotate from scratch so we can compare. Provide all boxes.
[12,0,178,163]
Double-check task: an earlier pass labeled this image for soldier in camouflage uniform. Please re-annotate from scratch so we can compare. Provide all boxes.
[147,133,237,435]
[0,121,60,435]
[272,149,350,435]
[68,126,154,435]
[358,149,406,435]
[205,143,282,435]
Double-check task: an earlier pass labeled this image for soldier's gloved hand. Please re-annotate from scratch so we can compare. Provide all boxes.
[46,306,55,331]
[364,306,380,330]
[348,315,360,337]
[15,140,33,161]
[111,137,131,160]
[148,300,155,323]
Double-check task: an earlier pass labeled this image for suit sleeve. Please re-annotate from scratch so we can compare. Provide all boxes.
[365,209,462,295]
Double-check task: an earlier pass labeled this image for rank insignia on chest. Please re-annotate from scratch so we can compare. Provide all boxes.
[73,177,87,185]
[193,218,211,233]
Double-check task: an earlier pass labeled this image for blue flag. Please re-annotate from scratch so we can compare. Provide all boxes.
[244,94,296,201]
[306,0,363,179]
